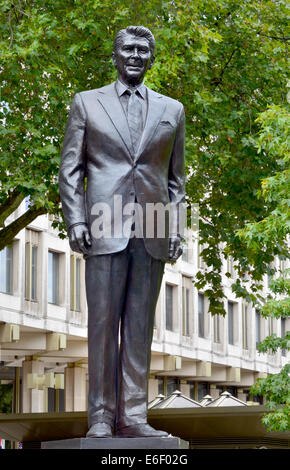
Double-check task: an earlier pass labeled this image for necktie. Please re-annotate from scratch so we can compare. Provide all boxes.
[127,90,143,154]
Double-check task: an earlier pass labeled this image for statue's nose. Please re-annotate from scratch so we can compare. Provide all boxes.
[132,47,139,58]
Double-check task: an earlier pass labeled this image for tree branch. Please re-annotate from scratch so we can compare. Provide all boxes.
[211,49,238,90]
[0,189,24,228]
[0,205,47,250]
[257,32,289,42]
[8,10,14,50]
[220,48,238,79]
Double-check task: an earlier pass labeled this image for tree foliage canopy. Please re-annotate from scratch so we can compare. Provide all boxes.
[0,0,289,430]
[0,1,288,310]
[241,105,289,432]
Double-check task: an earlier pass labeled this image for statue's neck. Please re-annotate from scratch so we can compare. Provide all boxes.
[117,76,143,90]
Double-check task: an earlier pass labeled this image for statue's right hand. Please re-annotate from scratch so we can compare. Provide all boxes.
[69,224,92,254]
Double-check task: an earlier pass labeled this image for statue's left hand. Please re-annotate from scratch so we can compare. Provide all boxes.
[168,235,183,263]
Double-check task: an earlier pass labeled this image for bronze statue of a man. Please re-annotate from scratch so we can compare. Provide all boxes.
[59,26,185,438]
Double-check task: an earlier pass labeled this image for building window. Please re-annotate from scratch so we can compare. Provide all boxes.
[256,309,261,347]
[281,317,286,357]
[182,277,193,336]
[167,378,179,396]
[0,246,13,294]
[157,376,165,395]
[198,293,205,338]
[47,387,65,412]
[70,256,81,311]
[182,286,190,335]
[48,251,59,304]
[243,389,250,402]
[228,301,234,345]
[213,315,220,343]
[253,395,264,405]
[165,284,173,331]
[226,386,237,397]
[198,382,209,401]
[215,385,224,396]
[242,304,248,349]
[25,243,38,301]
[187,381,195,400]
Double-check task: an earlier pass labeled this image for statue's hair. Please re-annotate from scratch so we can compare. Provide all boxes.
[114,26,155,54]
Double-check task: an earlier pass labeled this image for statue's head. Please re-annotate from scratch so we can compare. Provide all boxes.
[112,26,155,86]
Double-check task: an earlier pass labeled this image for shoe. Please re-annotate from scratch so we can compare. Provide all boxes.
[116,423,169,438]
[86,422,112,438]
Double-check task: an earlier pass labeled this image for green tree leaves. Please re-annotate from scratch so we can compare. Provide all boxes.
[242,104,290,432]
[251,364,290,432]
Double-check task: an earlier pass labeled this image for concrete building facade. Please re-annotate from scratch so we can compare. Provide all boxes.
[0,203,288,413]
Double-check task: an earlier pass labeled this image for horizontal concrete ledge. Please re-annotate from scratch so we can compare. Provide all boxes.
[41,437,188,449]
[0,406,289,443]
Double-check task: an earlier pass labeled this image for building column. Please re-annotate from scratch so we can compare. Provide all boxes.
[210,384,220,399]
[22,357,44,412]
[64,363,87,411]
[148,376,159,402]
[237,388,248,403]
[180,382,190,398]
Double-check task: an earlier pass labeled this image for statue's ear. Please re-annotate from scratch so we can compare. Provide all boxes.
[148,55,155,70]
[112,52,117,67]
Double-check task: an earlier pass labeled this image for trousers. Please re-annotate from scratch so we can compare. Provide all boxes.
[85,236,165,429]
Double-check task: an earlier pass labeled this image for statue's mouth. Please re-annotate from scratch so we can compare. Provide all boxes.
[127,63,142,68]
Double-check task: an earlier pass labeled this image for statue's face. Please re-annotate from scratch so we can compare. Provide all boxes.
[112,34,154,85]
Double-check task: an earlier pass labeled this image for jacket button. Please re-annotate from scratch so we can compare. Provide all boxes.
[130,191,135,196]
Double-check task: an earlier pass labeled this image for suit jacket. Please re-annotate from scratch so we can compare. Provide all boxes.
[59,81,185,262]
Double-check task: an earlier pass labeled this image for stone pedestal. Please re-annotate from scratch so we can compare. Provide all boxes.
[41,436,188,449]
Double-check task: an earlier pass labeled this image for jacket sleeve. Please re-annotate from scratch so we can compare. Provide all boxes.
[167,103,186,237]
[58,93,87,233]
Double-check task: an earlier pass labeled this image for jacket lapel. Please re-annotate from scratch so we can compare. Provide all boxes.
[96,83,134,158]
[96,83,166,161]
[135,87,166,161]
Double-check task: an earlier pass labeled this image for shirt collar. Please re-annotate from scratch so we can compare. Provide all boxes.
[116,79,146,100]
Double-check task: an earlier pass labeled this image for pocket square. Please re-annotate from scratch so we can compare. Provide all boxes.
[159,120,175,127]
